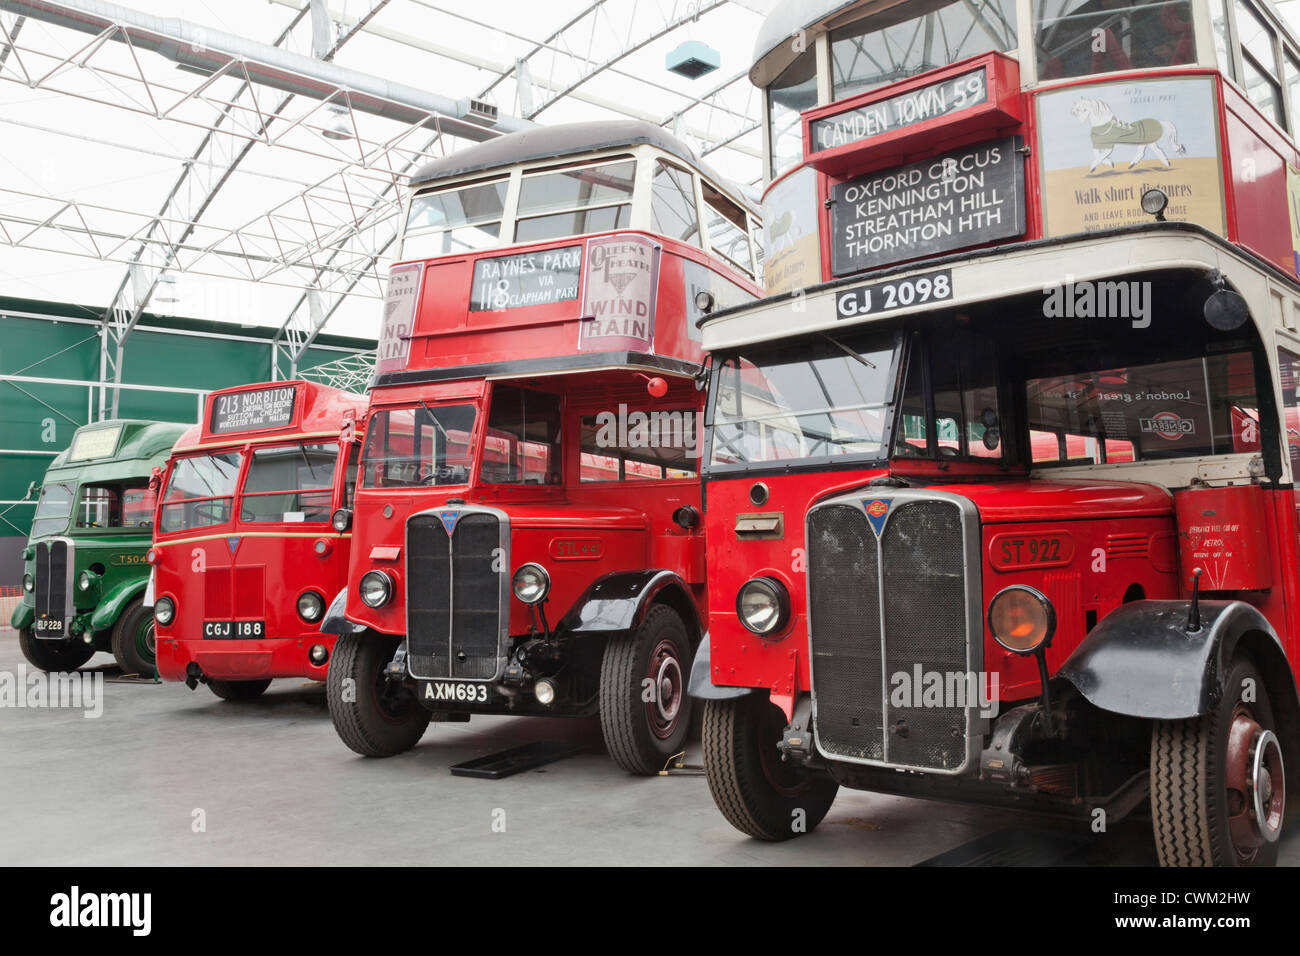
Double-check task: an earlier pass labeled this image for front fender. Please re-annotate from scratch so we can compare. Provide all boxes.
[321,588,366,635]
[89,579,148,632]
[11,601,33,631]
[558,569,701,639]
[1056,600,1289,720]
[687,632,752,700]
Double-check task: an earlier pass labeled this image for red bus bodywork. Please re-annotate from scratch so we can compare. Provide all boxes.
[151,381,367,690]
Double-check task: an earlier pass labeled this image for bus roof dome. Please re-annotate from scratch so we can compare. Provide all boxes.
[409,119,749,209]
[752,0,938,86]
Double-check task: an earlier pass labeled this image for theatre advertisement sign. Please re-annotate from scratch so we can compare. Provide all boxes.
[829,136,1025,276]
[1036,77,1225,237]
[578,234,661,352]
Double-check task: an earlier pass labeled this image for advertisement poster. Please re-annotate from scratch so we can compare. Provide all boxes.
[579,234,660,352]
[375,262,423,374]
[1286,165,1300,279]
[762,165,822,295]
[1037,77,1225,237]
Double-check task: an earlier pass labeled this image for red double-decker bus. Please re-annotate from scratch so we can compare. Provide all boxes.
[688,0,1300,865]
[150,381,366,699]
[323,120,763,774]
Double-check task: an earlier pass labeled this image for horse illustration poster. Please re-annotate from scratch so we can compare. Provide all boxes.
[1036,77,1225,238]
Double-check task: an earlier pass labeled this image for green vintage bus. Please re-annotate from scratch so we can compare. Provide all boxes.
[12,419,188,674]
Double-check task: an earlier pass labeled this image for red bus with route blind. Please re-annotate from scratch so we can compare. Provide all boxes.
[322,120,764,774]
[686,0,1300,866]
[150,381,366,699]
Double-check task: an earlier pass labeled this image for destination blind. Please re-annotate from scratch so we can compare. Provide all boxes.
[210,386,297,434]
[829,137,1025,275]
[811,69,988,154]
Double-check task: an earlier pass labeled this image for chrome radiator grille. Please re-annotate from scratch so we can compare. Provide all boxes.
[405,509,506,681]
[33,539,73,634]
[806,493,978,773]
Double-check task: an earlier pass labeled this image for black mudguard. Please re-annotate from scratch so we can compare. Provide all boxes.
[558,569,701,640]
[686,631,752,700]
[1056,599,1297,720]
[320,588,366,635]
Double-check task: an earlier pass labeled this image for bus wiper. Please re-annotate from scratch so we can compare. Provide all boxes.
[417,400,450,440]
[820,333,877,370]
[298,443,317,482]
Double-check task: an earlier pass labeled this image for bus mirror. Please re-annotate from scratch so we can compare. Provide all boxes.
[1204,288,1249,332]
[148,467,162,492]
[24,481,38,500]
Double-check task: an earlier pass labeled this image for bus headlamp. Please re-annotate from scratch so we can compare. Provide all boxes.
[988,586,1056,655]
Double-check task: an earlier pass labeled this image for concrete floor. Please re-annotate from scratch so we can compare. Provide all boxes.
[0,631,1295,867]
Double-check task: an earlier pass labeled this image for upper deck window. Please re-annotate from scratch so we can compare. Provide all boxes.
[703,185,754,277]
[30,482,72,538]
[1034,1,1196,80]
[514,159,635,243]
[650,161,700,245]
[1209,0,1236,80]
[768,48,817,180]
[404,177,508,260]
[1234,1,1283,123]
[832,1,1018,101]
[240,442,339,523]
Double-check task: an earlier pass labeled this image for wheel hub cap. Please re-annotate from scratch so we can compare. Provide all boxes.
[1226,707,1286,855]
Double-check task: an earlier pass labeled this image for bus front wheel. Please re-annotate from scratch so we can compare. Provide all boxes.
[111,599,155,677]
[702,693,839,842]
[18,628,94,672]
[327,632,429,757]
[1151,656,1284,867]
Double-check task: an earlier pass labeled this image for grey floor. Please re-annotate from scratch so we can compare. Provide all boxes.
[0,631,1295,867]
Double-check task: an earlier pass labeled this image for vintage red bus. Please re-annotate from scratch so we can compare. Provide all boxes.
[150,381,366,699]
[688,0,1300,865]
[323,120,763,774]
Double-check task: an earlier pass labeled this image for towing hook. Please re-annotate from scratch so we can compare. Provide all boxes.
[184,662,204,690]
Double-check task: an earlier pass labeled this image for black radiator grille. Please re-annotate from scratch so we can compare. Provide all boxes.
[33,540,70,625]
[807,505,883,761]
[880,502,967,771]
[406,512,503,680]
[808,498,970,771]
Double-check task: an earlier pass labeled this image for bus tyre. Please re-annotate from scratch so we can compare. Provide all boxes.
[1151,656,1285,867]
[207,679,272,700]
[18,627,94,672]
[599,604,693,775]
[111,599,155,676]
[703,693,839,842]
[327,632,429,757]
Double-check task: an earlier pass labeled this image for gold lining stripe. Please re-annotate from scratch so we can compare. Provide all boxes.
[154,531,351,548]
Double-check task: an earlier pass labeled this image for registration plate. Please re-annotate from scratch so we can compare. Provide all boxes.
[34,617,64,634]
[835,269,953,319]
[422,681,490,704]
[203,620,266,639]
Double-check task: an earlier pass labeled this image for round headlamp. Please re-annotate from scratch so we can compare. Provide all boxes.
[154,596,176,626]
[736,576,790,637]
[512,564,551,605]
[78,571,96,592]
[988,585,1056,655]
[359,570,394,608]
[22,573,34,593]
[297,591,325,623]
[331,508,352,532]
